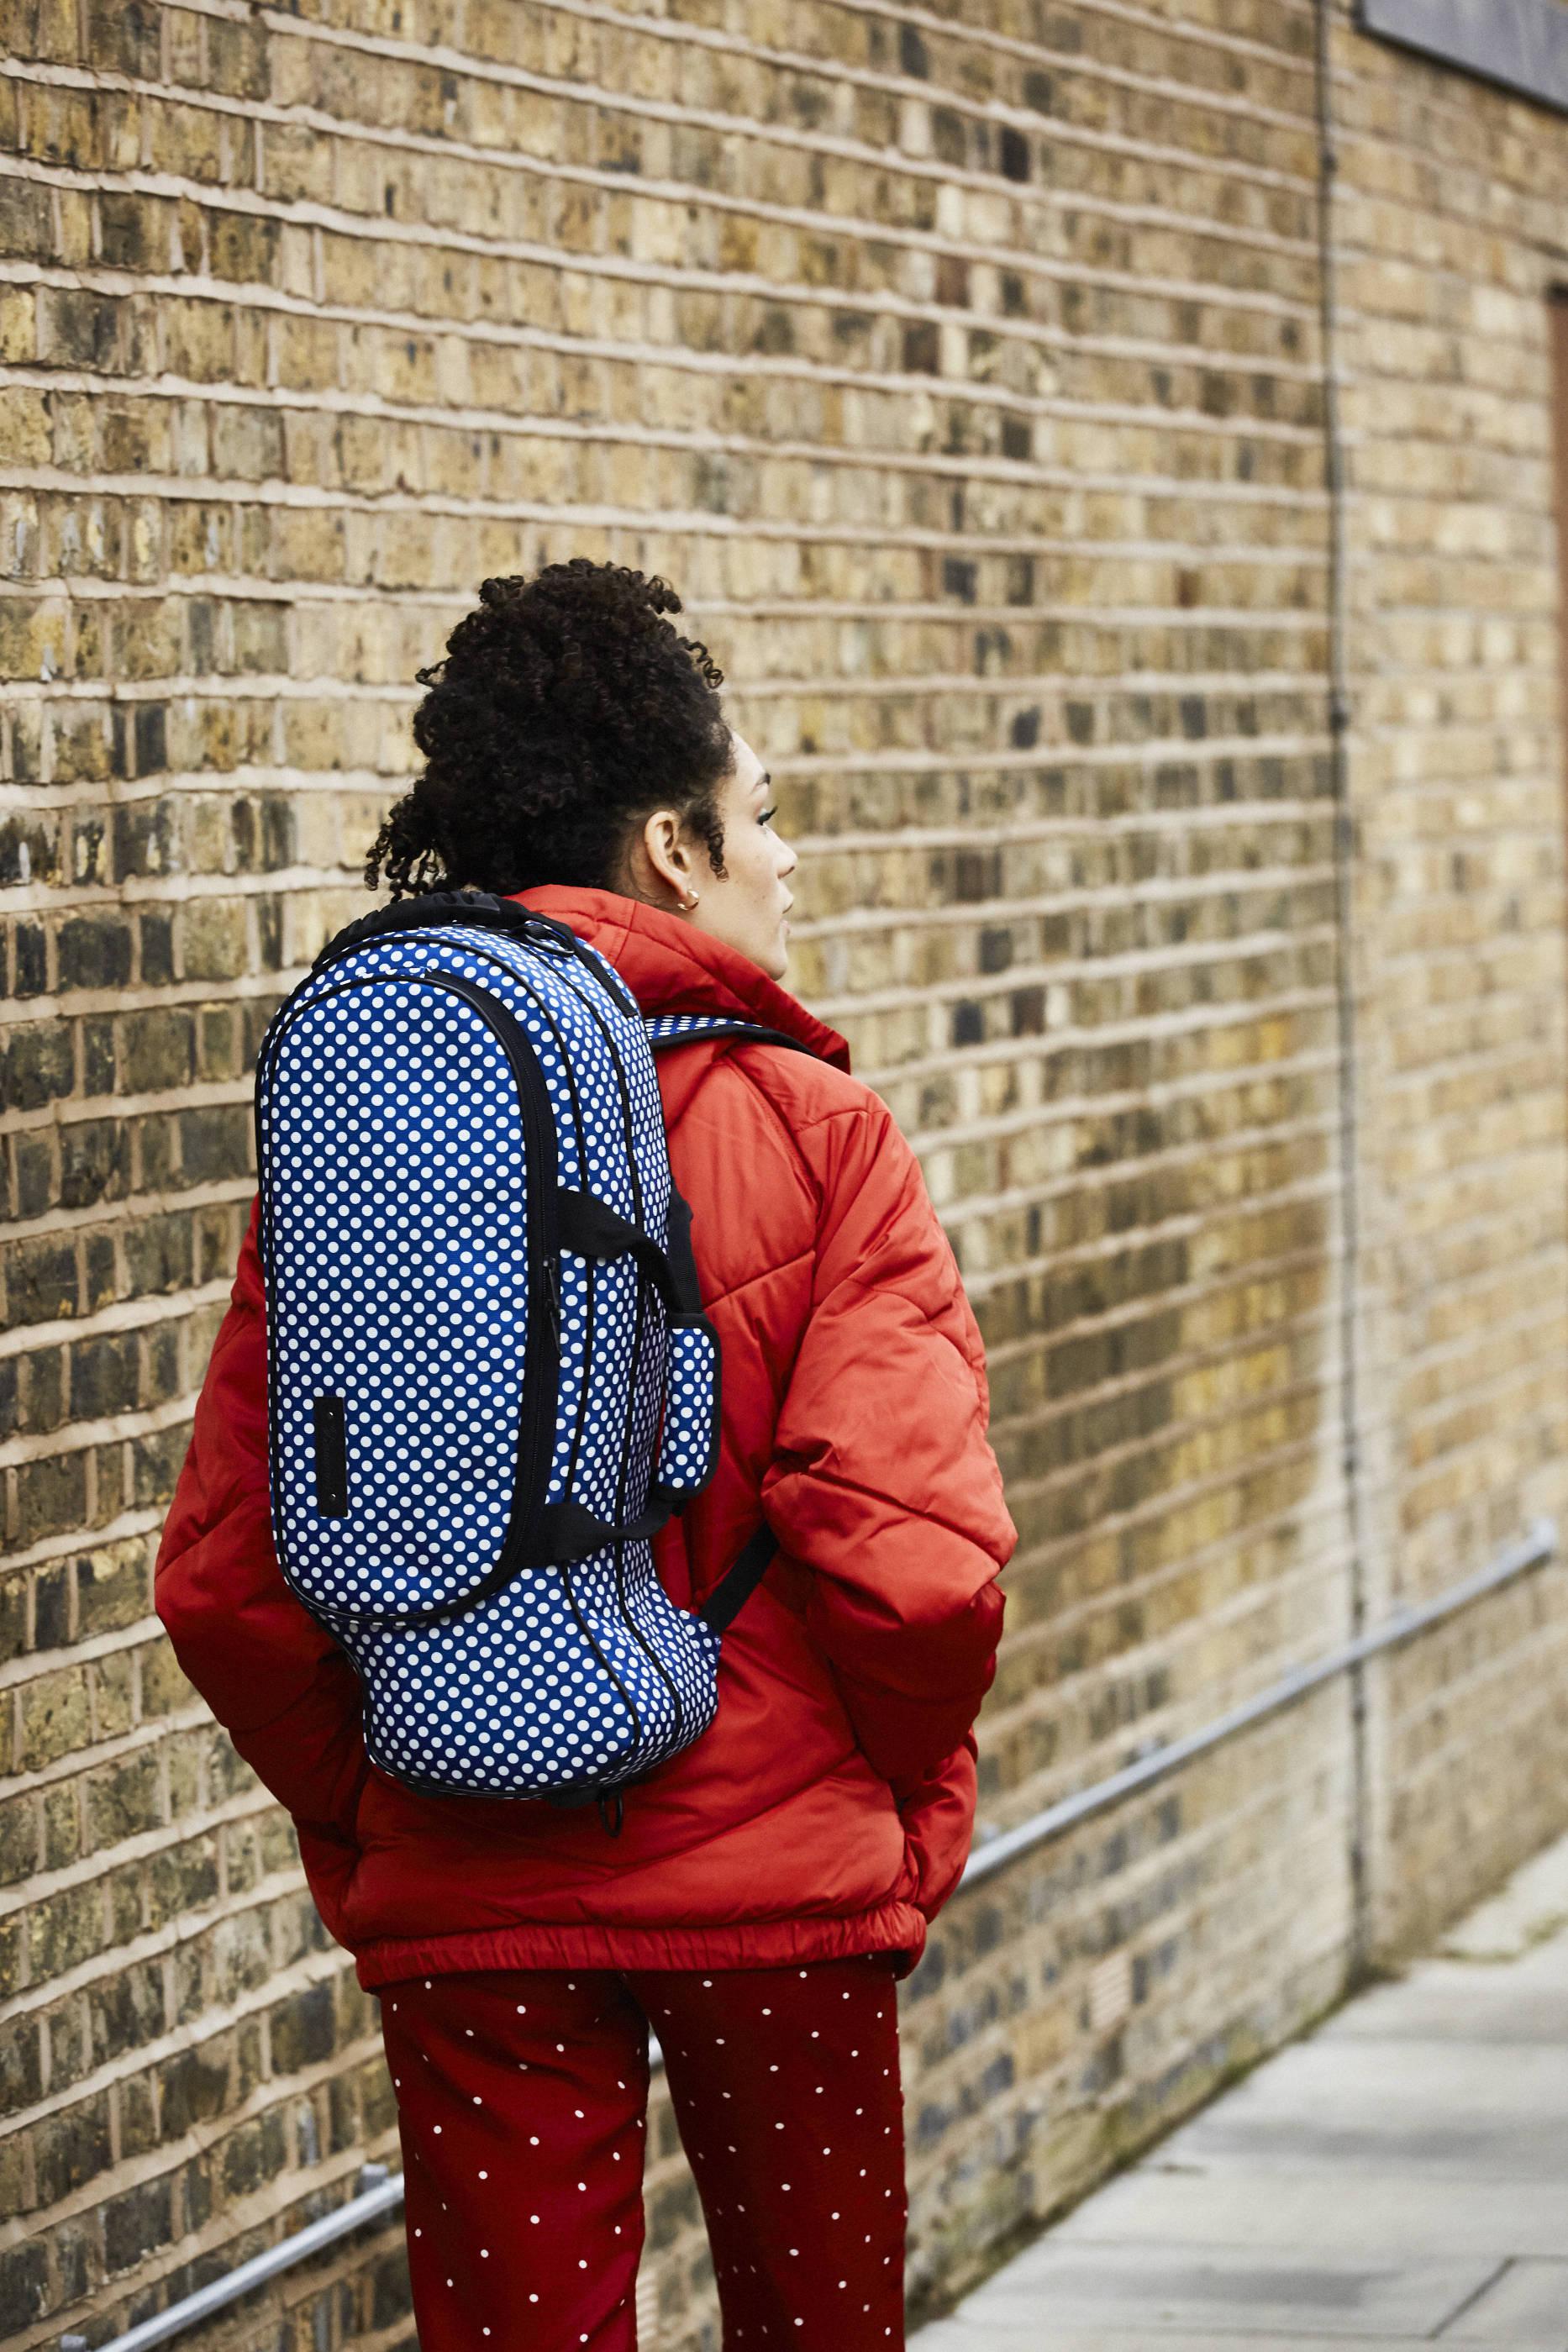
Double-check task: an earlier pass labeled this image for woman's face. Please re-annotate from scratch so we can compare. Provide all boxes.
[629,732,798,980]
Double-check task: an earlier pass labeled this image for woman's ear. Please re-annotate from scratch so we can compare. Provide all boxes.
[623,806,695,908]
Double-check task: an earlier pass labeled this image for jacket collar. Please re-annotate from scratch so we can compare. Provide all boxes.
[513,886,851,1073]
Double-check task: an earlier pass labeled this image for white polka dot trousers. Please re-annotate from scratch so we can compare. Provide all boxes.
[379,1957,908,2348]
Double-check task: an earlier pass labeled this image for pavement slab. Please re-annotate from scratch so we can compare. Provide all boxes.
[919,1832,1568,2350]
[918,2336,1457,2352]
[1165,2039,1568,2181]
[1051,2172,1568,2261]
[1323,1960,1568,2046]
[921,2244,1500,2339]
[1441,2259,1568,2343]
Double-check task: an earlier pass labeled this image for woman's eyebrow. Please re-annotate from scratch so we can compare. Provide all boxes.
[756,771,772,793]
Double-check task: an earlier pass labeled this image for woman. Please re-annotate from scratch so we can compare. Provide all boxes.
[156,561,1017,2350]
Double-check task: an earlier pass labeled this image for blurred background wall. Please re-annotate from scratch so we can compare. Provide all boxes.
[2,2,1566,2346]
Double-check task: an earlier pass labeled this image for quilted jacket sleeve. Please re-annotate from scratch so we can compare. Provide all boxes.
[155,1206,366,1935]
[758,1094,1016,1787]
[895,1735,981,1922]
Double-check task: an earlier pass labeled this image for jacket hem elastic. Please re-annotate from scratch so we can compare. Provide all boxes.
[353,1900,929,1990]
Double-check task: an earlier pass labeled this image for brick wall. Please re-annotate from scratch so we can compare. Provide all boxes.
[1,3,1565,2348]
[1325,0,1568,1953]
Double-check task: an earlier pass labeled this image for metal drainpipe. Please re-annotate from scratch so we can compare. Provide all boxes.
[1313,0,1376,1976]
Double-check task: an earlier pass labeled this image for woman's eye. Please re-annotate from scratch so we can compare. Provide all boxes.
[760,805,777,827]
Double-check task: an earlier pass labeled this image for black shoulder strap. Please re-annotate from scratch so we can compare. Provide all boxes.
[646,1014,813,1633]
[699,1518,779,1634]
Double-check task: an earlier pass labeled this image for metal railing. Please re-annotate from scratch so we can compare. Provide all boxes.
[961,1518,1558,1886]
[57,2169,406,2352]
[61,1515,1558,2352]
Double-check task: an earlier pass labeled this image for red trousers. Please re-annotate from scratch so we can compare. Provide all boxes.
[379,1957,907,2349]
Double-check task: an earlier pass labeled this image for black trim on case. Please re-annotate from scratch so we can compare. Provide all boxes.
[433,973,562,1596]
[260,971,566,1631]
[645,1020,820,1059]
[427,936,601,1515]
[310,892,639,1016]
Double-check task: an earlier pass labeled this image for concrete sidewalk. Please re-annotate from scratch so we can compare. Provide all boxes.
[920,1837,1568,2349]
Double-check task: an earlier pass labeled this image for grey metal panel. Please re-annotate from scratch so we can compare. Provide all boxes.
[1359,0,1568,112]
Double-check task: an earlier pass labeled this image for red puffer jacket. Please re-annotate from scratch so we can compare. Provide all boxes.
[155,887,1017,1986]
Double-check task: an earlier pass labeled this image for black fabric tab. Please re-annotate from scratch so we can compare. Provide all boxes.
[312,1395,349,1518]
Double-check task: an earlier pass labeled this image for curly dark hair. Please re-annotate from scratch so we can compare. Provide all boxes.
[366,561,734,898]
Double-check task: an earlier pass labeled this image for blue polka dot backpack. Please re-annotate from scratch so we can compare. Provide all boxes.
[254,892,813,1823]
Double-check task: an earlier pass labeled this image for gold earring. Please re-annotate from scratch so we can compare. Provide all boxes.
[683,890,700,908]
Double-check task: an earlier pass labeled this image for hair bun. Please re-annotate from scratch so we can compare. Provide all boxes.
[366,561,733,902]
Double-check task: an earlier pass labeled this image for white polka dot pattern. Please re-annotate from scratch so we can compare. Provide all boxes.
[254,916,781,1803]
[657,1320,721,1491]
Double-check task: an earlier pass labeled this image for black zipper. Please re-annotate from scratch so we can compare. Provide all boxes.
[445,941,687,1750]
[430,976,559,1549]
[428,976,645,1754]
[444,941,597,1496]
[548,969,689,1750]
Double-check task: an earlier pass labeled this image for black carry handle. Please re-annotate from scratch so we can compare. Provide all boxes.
[534,1166,778,1617]
[557,1187,685,1313]
[311,890,639,1017]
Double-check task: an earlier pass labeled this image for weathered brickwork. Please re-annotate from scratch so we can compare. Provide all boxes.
[1,2,1565,2347]
[1323,0,1568,1955]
